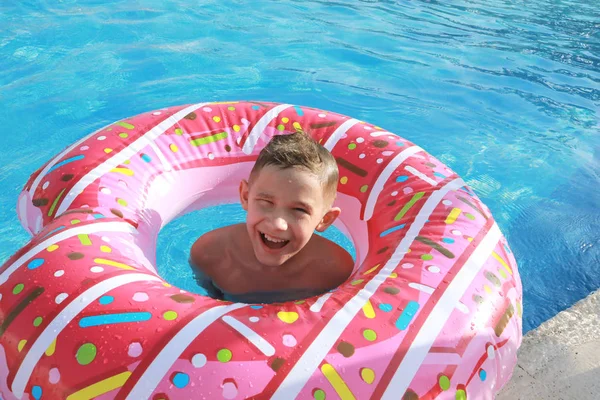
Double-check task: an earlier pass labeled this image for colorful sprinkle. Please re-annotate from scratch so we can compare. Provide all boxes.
[394,192,425,221]
[128,342,143,357]
[439,375,451,390]
[163,311,178,321]
[48,155,85,173]
[360,185,369,193]
[116,121,134,129]
[192,353,207,368]
[348,143,357,150]
[277,311,299,324]
[396,301,420,330]
[55,293,68,304]
[33,316,43,327]
[132,292,149,302]
[171,372,190,388]
[13,283,25,294]
[48,367,60,384]
[380,224,406,237]
[217,348,232,362]
[283,334,297,347]
[190,131,228,147]
[456,389,467,400]
[47,244,59,252]
[45,339,56,356]
[360,367,376,384]
[379,303,393,312]
[321,363,355,399]
[18,339,27,352]
[76,343,97,365]
[313,389,326,400]
[79,312,152,328]
[340,176,348,184]
[363,329,377,341]
[479,369,487,381]
[32,385,42,399]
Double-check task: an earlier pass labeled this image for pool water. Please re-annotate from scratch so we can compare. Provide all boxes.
[0,0,598,333]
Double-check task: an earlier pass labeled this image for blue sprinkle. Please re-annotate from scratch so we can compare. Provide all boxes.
[379,303,393,312]
[396,175,409,182]
[172,372,190,388]
[293,105,304,116]
[479,369,487,381]
[250,305,263,309]
[434,172,446,178]
[395,301,420,330]
[380,224,406,238]
[141,154,152,163]
[442,238,455,244]
[252,105,260,110]
[99,295,114,305]
[93,213,105,219]
[27,259,44,270]
[396,141,405,146]
[32,385,42,399]
[48,155,85,173]
[42,225,65,238]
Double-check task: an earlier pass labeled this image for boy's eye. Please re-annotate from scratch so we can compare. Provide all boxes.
[258,199,273,205]
[294,208,308,214]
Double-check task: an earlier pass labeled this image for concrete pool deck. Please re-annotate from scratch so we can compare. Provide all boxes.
[498,289,599,400]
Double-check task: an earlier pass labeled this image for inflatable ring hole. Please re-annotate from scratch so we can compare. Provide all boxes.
[156,203,357,299]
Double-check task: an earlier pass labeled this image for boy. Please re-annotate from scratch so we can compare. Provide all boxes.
[189,130,354,303]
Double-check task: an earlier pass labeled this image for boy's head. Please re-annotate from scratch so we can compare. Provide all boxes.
[239,130,341,267]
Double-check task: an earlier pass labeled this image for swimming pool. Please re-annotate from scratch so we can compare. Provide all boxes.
[0,0,598,333]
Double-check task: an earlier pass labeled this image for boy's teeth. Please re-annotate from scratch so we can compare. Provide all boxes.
[264,233,285,243]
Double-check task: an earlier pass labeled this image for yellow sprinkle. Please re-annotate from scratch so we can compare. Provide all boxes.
[362,300,376,319]
[233,124,241,132]
[351,279,364,285]
[293,122,301,130]
[100,245,112,253]
[45,339,56,356]
[78,234,92,246]
[340,176,348,185]
[445,208,462,224]
[169,143,179,152]
[364,264,380,275]
[70,219,80,225]
[389,272,398,279]
[110,168,134,176]
[321,364,356,400]
[227,106,236,111]
[492,251,513,275]
[18,340,27,352]
[116,198,128,207]
[499,268,508,279]
[360,367,376,384]
[66,371,132,400]
[282,117,289,123]
[118,133,128,138]
[94,258,134,270]
[47,244,59,252]
[213,116,221,122]
[104,148,113,154]
[517,301,523,317]
[484,285,493,294]
[162,282,172,287]
[123,160,131,165]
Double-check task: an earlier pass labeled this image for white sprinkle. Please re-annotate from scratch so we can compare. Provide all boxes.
[90,266,104,273]
[97,136,106,141]
[356,137,364,143]
[249,316,259,323]
[42,182,50,190]
[192,353,207,368]
[55,293,68,304]
[391,191,398,196]
[402,263,414,269]
[427,265,441,274]
[54,270,64,277]
[359,154,366,159]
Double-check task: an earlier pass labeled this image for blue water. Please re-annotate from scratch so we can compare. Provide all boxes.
[0,0,598,333]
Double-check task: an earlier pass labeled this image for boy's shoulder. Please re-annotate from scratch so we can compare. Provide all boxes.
[190,224,245,270]
[303,235,354,288]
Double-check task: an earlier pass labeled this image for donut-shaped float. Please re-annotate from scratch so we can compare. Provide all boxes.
[0,101,522,400]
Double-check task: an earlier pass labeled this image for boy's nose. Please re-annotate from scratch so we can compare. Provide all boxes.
[273,217,288,231]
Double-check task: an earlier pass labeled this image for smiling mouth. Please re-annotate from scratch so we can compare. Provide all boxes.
[259,231,290,250]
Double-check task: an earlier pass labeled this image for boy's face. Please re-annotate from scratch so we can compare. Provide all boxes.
[239,165,340,268]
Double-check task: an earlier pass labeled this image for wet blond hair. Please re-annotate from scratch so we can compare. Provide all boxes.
[250,130,339,204]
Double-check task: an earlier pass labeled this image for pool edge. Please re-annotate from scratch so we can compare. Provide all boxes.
[498,289,600,400]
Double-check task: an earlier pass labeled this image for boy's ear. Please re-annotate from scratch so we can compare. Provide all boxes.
[239,179,249,210]
[315,207,341,232]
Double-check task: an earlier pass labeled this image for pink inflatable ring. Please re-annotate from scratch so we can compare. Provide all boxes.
[0,101,522,400]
